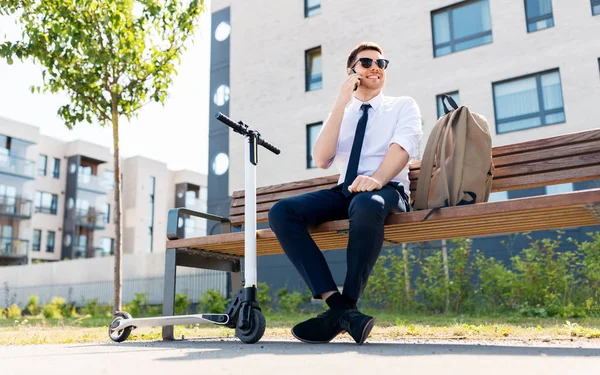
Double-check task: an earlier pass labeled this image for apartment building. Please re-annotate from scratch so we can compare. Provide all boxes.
[208,0,600,195]
[0,116,208,266]
[205,0,600,290]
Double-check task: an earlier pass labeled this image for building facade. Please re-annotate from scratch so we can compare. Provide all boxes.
[207,0,600,292]
[0,116,208,266]
[209,0,600,193]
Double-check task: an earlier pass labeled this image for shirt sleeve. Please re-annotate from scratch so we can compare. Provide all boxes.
[389,97,423,160]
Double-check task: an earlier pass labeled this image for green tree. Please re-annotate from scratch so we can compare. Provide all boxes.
[0,0,204,311]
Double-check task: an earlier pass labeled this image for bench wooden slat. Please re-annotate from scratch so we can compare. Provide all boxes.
[231,175,339,200]
[168,189,600,257]
[230,162,600,222]
[491,127,600,157]
[228,128,600,225]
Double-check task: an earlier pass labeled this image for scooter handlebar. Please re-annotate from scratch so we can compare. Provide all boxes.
[215,112,280,155]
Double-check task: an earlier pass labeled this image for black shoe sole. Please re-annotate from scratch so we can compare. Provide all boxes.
[357,317,376,345]
[291,327,344,344]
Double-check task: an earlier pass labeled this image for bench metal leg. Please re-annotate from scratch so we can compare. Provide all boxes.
[162,248,177,341]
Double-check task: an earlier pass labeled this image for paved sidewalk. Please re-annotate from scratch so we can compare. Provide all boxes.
[2,338,599,375]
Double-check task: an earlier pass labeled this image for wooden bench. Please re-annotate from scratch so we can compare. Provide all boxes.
[160,127,600,340]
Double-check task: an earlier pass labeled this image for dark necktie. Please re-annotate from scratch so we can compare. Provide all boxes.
[342,103,371,196]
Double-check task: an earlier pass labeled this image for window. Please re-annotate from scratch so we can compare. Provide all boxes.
[305,47,322,91]
[51,158,60,178]
[593,0,600,16]
[431,0,492,57]
[148,176,155,253]
[38,154,47,176]
[436,91,461,118]
[306,122,323,168]
[493,69,565,134]
[546,182,573,195]
[305,0,321,17]
[101,237,114,256]
[46,231,55,253]
[525,0,554,33]
[32,229,41,251]
[105,203,110,224]
[35,191,58,214]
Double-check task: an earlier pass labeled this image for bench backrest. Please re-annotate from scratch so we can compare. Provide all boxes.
[229,128,600,227]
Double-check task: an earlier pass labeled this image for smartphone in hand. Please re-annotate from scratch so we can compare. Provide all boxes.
[350,68,359,91]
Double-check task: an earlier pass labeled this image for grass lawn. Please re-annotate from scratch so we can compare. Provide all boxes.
[1,311,599,345]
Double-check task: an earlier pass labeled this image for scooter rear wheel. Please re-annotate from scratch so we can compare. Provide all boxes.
[235,309,266,344]
[109,311,133,342]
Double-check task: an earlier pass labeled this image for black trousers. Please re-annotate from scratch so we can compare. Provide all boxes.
[268,182,409,303]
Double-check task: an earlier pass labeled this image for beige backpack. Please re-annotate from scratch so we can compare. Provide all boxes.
[413,95,494,218]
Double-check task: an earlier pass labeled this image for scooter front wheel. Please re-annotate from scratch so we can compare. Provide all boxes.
[108,311,133,342]
[235,309,266,344]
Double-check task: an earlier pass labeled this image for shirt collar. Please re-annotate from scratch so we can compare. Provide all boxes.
[349,91,384,112]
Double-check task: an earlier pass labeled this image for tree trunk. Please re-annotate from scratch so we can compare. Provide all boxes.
[442,239,450,313]
[111,104,122,313]
[402,243,410,307]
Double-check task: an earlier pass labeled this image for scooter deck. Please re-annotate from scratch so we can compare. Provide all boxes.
[111,313,230,330]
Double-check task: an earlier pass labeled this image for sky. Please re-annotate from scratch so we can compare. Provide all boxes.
[0,1,213,176]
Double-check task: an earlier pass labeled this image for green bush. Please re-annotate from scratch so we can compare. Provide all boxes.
[124,293,148,317]
[356,231,600,317]
[81,298,99,317]
[257,282,272,312]
[174,293,191,315]
[26,295,40,316]
[42,297,66,319]
[199,290,229,313]
[276,288,307,313]
[7,304,21,319]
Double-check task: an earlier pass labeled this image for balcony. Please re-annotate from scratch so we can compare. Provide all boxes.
[0,154,35,179]
[75,209,107,230]
[0,195,33,219]
[77,173,109,194]
[72,245,104,259]
[0,237,29,258]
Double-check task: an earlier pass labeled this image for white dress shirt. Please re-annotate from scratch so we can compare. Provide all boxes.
[326,91,423,198]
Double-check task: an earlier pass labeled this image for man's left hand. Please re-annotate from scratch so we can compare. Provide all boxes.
[348,175,383,193]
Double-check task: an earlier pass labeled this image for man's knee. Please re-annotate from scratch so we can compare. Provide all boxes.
[268,198,295,229]
[348,193,387,224]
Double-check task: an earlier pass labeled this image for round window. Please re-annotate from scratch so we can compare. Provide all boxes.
[212,153,229,176]
[215,22,231,41]
[213,85,230,106]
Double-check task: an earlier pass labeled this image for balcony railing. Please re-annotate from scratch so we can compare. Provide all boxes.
[77,173,109,193]
[72,245,104,259]
[0,195,33,218]
[75,209,107,230]
[0,237,29,257]
[0,154,35,179]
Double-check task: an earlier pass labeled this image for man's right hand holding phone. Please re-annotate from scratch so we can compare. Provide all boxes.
[336,69,361,107]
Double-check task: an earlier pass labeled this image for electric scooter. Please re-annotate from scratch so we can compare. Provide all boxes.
[108,112,280,344]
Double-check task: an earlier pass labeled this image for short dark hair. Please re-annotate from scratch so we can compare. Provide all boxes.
[346,42,384,69]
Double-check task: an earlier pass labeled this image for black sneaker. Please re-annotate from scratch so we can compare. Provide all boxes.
[339,309,376,345]
[291,309,344,344]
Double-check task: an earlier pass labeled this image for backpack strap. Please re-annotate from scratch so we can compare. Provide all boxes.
[441,94,459,114]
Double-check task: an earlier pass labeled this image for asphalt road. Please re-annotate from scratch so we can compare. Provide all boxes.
[2,338,600,375]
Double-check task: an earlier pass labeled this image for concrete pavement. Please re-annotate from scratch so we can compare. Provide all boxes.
[2,338,600,375]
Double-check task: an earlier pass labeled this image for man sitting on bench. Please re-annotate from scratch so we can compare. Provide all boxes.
[268,42,423,345]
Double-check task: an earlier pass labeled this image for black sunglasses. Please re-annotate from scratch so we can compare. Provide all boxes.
[351,57,390,70]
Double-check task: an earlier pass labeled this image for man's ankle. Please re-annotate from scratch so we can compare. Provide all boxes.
[324,292,351,311]
[341,294,357,310]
